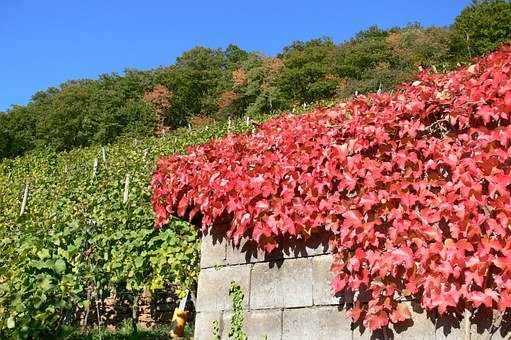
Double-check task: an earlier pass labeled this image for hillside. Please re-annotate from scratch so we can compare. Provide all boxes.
[1,0,510,160]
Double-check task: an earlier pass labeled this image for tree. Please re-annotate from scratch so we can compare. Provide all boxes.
[143,84,173,135]
[451,0,511,58]
[277,38,339,105]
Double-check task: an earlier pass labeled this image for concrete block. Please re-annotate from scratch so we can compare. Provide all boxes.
[196,265,251,312]
[245,309,282,340]
[312,254,339,306]
[352,304,437,340]
[434,312,466,340]
[470,308,509,340]
[250,258,313,309]
[352,326,376,340]
[316,306,353,339]
[282,308,318,340]
[283,306,352,340]
[200,233,227,269]
[222,309,282,340]
[492,328,511,340]
[250,262,283,309]
[225,233,330,266]
[282,232,330,258]
[226,239,266,265]
[220,312,231,340]
[393,303,435,340]
[280,257,313,308]
[282,244,329,258]
[194,311,223,340]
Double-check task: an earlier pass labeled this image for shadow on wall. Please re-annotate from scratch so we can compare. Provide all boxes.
[350,304,511,339]
[207,222,330,268]
[202,223,511,339]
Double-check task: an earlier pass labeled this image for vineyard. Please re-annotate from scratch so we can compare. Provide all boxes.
[0,115,273,338]
[153,46,511,332]
[1,2,510,337]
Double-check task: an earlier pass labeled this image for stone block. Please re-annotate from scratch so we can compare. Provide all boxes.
[250,257,313,309]
[393,303,436,340]
[194,311,223,340]
[222,309,282,340]
[226,239,266,265]
[200,233,227,269]
[225,232,330,266]
[245,309,282,340]
[282,306,352,340]
[280,257,313,308]
[434,312,466,340]
[196,265,251,312]
[282,308,317,340]
[312,254,339,306]
[470,308,510,340]
[250,262,283,309]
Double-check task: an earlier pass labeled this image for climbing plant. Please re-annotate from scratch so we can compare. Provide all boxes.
[152,46,511,331]
[228,282,248,340]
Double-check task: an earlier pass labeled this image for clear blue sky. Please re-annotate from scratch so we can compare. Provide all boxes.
[0,0,471,111]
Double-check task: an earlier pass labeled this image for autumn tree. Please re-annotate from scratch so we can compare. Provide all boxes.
[144,84,173,136]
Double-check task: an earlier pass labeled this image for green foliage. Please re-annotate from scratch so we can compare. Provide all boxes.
[0,115,270,338]
[211,320,221,340]
[210,282,248,340]
[2,2,509,161]
[227,282,247,340]
[60,322,175,339]
[451,0,511,58]
[277,38,339,105]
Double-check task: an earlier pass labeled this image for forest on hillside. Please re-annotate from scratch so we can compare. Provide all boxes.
[1,0,510,160]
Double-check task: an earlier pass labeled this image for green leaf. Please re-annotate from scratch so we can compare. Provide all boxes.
[54,259,66,273]
[7,316,15,329]
[134,257,144,268]
[37,248,51,259]
[38,276,52,291]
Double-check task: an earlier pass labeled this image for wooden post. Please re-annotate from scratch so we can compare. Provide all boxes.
[123,174,130,204]
[92,159,98,178]
[245,116,250,126]
[19,183,29,216]
[101,147,106,162]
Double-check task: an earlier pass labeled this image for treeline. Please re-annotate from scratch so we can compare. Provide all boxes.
[1,0,510,159]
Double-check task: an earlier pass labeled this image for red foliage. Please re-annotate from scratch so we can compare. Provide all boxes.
[152,46,511,330]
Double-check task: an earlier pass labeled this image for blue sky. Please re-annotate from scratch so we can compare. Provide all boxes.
[0,0,471,111]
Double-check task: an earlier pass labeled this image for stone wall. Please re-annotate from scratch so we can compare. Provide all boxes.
[76,289,178,330]
[194,232,510,340]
